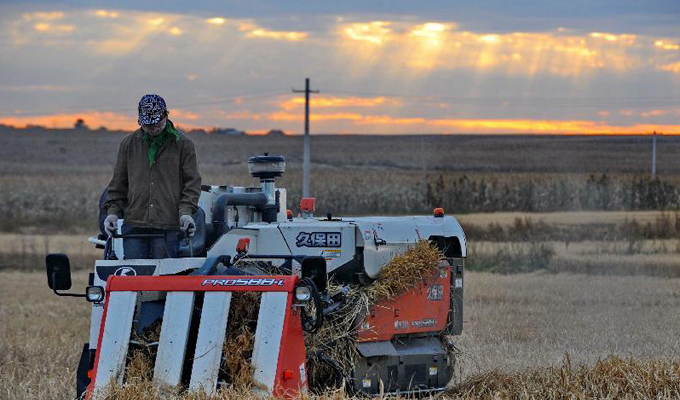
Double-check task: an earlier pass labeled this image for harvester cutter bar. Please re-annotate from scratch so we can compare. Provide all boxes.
[87,274,307,399]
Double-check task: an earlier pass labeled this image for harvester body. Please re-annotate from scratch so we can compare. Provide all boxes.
[49,155,466,398]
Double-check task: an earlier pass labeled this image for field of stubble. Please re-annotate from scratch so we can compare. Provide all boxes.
[3,129,680,398]
[2,270,680,399]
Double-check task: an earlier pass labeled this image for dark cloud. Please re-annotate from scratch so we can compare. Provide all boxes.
[5,0,680,34]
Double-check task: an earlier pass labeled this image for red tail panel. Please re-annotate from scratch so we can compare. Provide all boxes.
[357,266,451,342]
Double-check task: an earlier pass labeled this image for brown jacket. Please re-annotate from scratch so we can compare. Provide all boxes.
[105,128,201,230]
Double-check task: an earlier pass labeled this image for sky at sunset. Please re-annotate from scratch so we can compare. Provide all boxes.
[1,0,679,134]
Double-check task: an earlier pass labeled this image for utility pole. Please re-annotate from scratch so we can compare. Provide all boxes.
[292,78,319,198]
[651,131,658,179]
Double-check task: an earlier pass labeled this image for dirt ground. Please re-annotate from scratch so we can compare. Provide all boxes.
[2,269,680,399]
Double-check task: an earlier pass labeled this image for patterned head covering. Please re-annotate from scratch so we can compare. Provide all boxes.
[138,94,167,125]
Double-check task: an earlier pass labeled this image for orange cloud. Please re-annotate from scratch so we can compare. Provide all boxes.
[33,22,74,34]
[261,108,680,134]
[146,17,165,27]
[169,109,201,121]
[22,12,65,21]
[4,110,680,135]
[640,110,667,118]
[342,21,392,45]
[278,96,399,110]
[93,10,120,19]
[660,62,680,73]
[399,117,680,134]
[206,17,226,25]
[268,111,363,122]
[411,22,452,46]
[0,112,137,130]
[238,22,307,41]
[1,84,82,92]
[338,22,678,77]
[655,40,680,50]
[589,32,636,42]
[358,115,427,125]
[85,13,181,55]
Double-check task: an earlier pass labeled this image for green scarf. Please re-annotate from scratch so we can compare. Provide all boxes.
[142,120,180,166]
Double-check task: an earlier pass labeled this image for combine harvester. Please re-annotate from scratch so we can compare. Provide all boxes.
[45,155,467,398]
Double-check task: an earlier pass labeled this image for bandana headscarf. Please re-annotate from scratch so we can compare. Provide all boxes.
[138,94,167,125]
[143,120,180,166]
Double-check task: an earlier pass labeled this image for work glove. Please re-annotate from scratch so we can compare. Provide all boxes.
[180,215,196,237]
[104,214,118,237]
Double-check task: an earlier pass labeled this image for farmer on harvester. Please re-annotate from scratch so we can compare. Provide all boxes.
[103,94,201,259]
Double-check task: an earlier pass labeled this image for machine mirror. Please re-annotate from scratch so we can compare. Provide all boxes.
[46,253,72,291]
[301,256,327,293]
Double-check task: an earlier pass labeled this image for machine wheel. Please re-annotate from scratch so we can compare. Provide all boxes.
[76,343,92,399]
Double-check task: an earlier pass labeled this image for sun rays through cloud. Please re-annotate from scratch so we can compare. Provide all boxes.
[0,6,679,134]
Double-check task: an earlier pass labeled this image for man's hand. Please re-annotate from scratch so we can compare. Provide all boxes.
[180,215,196,237]
[104,214,118,237]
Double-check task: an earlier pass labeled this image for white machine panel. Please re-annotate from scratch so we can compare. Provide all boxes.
[353,216,467,278]
[153,292,196,389]
[189,292,232,393]
[251,292,288,392]
[94,291,138,390]
[278,221,356,272]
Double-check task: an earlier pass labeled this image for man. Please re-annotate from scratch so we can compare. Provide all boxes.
[103,94,201,259]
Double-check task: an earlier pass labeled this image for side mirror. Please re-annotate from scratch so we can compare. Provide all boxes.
[46,253,72,291]
[301,256,327,293]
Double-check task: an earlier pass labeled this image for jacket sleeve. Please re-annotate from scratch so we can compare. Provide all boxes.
[179,139,202,217]
[104,139,129,216]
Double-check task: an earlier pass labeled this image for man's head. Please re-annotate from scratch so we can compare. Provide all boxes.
[138,94,168,136]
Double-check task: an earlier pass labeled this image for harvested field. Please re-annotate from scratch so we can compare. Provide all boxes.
[3,130,680,398]
[450,355,680,399]
[0,233,100,271]
[468,239,680,277]
[2,270,680,399]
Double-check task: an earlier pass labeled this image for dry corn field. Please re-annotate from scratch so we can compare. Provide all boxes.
[4,129,680,234]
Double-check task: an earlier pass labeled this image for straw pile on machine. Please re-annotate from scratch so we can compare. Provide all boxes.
[305,240,445,391]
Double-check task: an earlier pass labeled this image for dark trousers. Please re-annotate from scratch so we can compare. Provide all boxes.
[122,224,180,260]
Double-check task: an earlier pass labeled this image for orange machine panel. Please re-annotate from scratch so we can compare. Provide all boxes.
[357,265,451,342]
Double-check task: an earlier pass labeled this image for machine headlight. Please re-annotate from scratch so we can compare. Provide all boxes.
[295,286,312,302]
[86,286,105,303]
